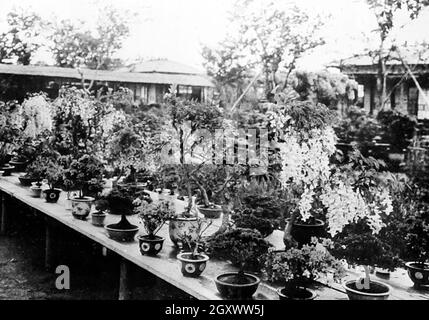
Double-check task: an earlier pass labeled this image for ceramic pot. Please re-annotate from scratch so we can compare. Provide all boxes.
[19,175,37,186]
[9,160,28,172]
[285,218,326,247]
[177,252,209,277]
[1,165,15,176]
[198,205,222,219]
[343,279,391,300]
[138,235,164,256]
[405,262,429,288]
[91,212,107,227]
[71,196,94,220]
[215,273,260,299]
[105,224,139,242]
[168,216,199,248]
[43,188,61,203]
[29,185,42,198]
[277,287,316,300]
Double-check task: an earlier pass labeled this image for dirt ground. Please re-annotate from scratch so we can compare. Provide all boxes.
[0,200,192,300]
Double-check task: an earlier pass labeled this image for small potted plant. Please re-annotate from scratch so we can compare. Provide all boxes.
[177,217,213,277]
[332,222,401,300]
[206,228,272,299]
[264,238,345,300]
[402,198,429,288]
[24,158,46,197]
[63,155,104,220]
[91,199,109,227]
[41,158,64,203]
[104,186,152,242]
[136,200,175,255]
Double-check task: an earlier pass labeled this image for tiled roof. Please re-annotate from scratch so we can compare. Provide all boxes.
[127,59,204,75]
[0,63,215,87]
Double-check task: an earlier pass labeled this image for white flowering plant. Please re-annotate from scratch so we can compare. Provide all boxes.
[267,96,394,241]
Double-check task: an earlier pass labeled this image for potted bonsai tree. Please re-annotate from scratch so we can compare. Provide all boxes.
[332,221,401,300]
[206,227,272,299]
[136,200,175,256]
[264,238,345,300]
[24,157,48,197]
[91,199,109,227]
[177,217,213,277]
[0,100,22,175]
[103,185,152,242]
[41,157,64,203]
[63,154,104,220]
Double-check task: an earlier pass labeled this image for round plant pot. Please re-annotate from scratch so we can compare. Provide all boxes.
[138,235,164,256]
[405,262,429,288]
[0,171,4,177]
[215,273,260,299]
[177,252,209,277]
[1,165,15,176]
[198,205,222,219]
[277,287,316,300]
[29,185,42,198]
[9,160,28,172]
[105,224,139,242]
[91,212,107,227]
[43,188,61,203]
[18,175,38,187]
[286,219,326,247]
[71,196,95,220]
[169,216,199,248]
[343,279,391,300]
[375,268,391,278]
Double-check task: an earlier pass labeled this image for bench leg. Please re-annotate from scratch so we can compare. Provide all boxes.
[45,217,55,271]
[0,193,7,235]
[118,258,133,300]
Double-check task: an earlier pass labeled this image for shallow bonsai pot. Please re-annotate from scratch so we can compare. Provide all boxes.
[91,212,107,227]
[9,160,28,172]
[177,252,209,277]
[138,235,164,256]
[277,287,316,300]
[43,188,61,203]
[198,205,222,219]
[343,279,391,300]
[18,175,38,186]
[375,268,391,278]
[405,262,429,288]
[0,165,15,176]
[169,216,199,248]
[71,196,95,220]
[286,218,325,247]
[29,185,42,198]
[105,224,139,242]
[215,272,260,299]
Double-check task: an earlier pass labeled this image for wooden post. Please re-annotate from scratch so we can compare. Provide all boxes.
[0,193,7,235]
[118,258,132,300]
[45,217,54,271]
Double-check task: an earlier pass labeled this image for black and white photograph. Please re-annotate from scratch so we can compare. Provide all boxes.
[0,0,429,309]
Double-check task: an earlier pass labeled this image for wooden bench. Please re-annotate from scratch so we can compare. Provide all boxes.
[0,174,427,300]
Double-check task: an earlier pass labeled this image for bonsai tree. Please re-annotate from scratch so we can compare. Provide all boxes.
[136,200,175,239]
[62,154,104,199]
[103,184,152,216]
[179,217,213,259]
[332,220,402,293]
[206,228,272,277]
[0,100,22,166]
[41,157,64,190]
[264,238,345,299]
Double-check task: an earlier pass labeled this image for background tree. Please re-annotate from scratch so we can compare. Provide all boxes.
[0,9,42,65]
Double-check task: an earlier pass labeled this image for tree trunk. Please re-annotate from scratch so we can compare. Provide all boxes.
[283,210,298,249]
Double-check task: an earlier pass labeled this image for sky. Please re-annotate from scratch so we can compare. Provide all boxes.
[1,0,429,72]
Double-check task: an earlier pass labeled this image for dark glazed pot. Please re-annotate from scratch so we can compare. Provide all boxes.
[91,212,107,227]
[215,273,260,299]
[9,160,28,172]
[105,224,139,242]
[138,235,164,256]
[19,175,38,186]
[286,219,326,247]
[277,287,316,300]
[198,205,222,219]
[343,279,391,300]
[1,165,15,176]
[406,262,429,288]
[177,252,209,277]
[43,188,61,203]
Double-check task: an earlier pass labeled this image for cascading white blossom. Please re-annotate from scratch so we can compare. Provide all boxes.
[22,95,52,138]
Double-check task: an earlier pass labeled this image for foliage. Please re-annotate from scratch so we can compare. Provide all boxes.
[102,184,152,216]
[377,110,417,153]
[0,9,43,65]
[20,92,53,139]
[264,238,345,293]
[62,154,104,198]
[293,70,358,111]
[135,200,175,237]
[179,217,213,258]
[48,6,130,71]
[0,100,23,164]
[205,227,272,273]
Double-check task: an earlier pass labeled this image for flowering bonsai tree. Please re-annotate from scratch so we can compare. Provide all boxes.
[264,238,345,300]
[179,217,213,259]
[136,200,175,239]
[62,154,104,199]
